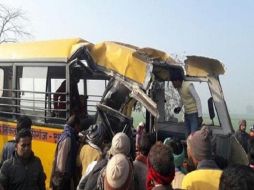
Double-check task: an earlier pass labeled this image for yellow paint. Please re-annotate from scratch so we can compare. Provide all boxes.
[0,38,175,89]
[90,41,148,85]
[0,38,92,61]
[32,139,58,189]
[90,41,175,87]
[185,56,225,77]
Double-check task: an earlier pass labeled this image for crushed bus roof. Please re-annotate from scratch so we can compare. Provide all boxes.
[90,41,178,88]
[0,38,182,88]
[0,38,226,88]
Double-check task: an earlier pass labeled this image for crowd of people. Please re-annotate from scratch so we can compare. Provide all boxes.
[0,115,254,190]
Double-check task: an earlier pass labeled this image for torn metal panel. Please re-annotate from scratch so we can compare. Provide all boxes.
[134,47,175,63]
[130,86,159,118]
[185,56,225,77]
[89,41,151,89]
[121,98,137,117]
[114,75,159,118]
[153,62,184,81]
[101,79,131,111]
[89,41,178,90]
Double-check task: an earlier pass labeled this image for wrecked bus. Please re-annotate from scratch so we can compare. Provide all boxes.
[0,38,247,189]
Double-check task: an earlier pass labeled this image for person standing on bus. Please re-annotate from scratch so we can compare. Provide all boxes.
[0,129,46,190]
[50,115,80,190]
[0,116,32,167]
[171,72,203,136]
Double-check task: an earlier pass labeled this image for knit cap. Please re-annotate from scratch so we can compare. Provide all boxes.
[104,153,132,189]
[109,132,130,156]
[187,126,212,161]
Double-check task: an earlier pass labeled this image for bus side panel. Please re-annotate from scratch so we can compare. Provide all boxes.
[33,139,57,189]
[32,126,62,189]
[0,121,18,155]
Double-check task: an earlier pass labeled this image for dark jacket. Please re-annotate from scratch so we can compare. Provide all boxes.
[50,124,79,190]
[235,130,249,153]
[197,159,219,169]
[0,152,46,190]
[77,158,108,190]
[0,140,16,167]
[133,155,148,190]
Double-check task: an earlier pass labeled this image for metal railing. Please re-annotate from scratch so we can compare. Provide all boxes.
[0,88,102,125]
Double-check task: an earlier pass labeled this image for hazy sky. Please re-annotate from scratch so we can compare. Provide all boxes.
[2,0,254,115]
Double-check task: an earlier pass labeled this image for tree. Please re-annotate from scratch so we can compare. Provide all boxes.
[0,3,31,43]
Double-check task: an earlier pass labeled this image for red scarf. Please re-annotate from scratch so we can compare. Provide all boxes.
[135,154,147,165]
[146,159,175,190]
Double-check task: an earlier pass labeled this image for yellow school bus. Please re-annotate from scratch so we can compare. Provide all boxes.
[0,38,248,189]
[0,38,110,189]
[0,38,179,188]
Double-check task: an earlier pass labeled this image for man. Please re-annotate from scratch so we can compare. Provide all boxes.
[77,132,131,190]
[219,164,254,190]
[77,142,101,176]
[50,115,80,190]
[171,72,203,136]
[134,134,152,190]
[164,138,186,189]
[235,119,249,152]
[104,154,134,190]
[182,126,222,190]
[0,129,46,190]
[146,142,175,190]
[0,116,32,166]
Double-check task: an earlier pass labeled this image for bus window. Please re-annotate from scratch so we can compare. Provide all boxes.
[51,79,65,93]
[195,82,220,126]
[87,79,107,115]
[50,78,65,118]
[46,66,66,121]
[0,66,13,118]
[17,66,47,122]
[49,74,85,119]
[164,81,183,122]
[164,81,220,127]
